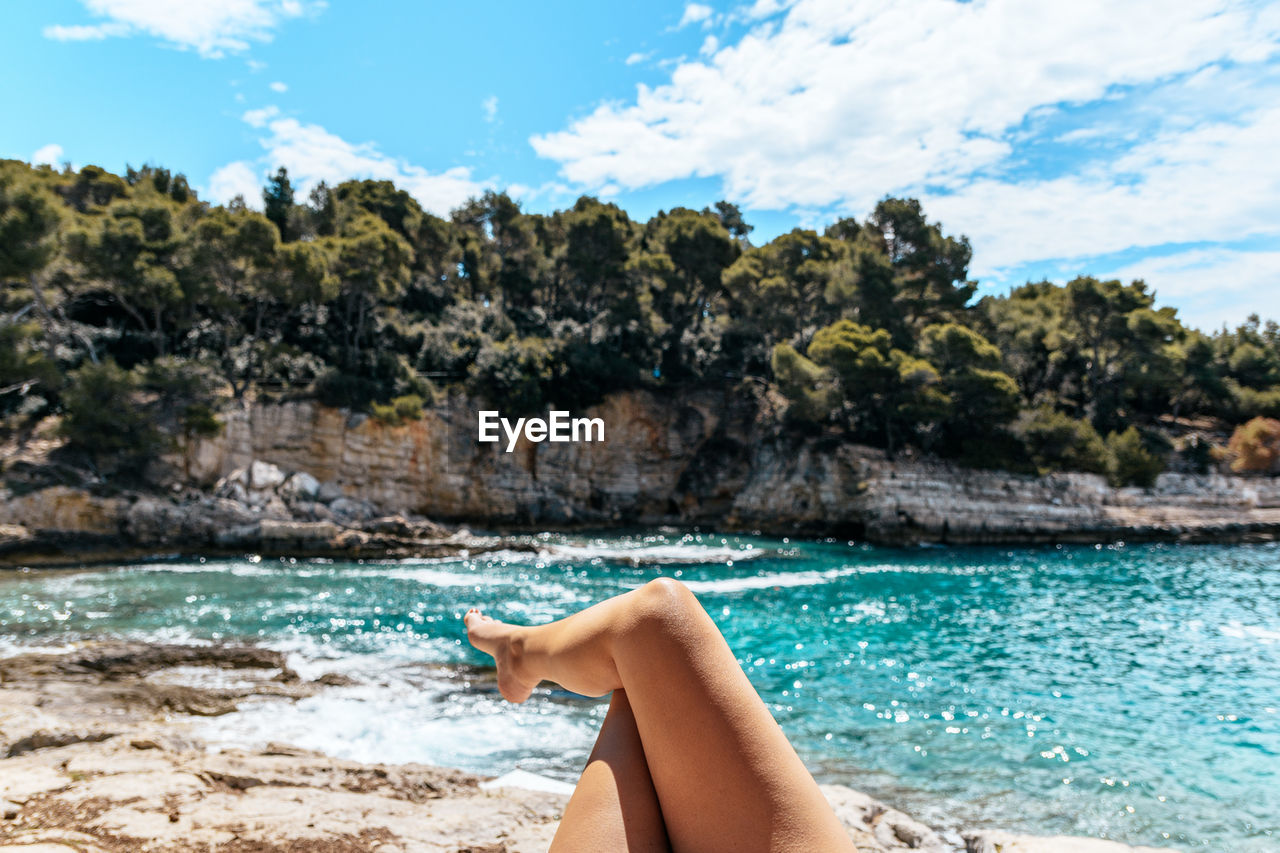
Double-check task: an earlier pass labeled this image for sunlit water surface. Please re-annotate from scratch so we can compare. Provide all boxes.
[1,535,1277,850]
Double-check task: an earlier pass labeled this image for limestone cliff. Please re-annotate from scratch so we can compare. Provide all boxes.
[177,390,1280,545]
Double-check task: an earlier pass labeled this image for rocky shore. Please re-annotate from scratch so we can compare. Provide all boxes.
[0,642,1176,853]
[2,390,1279,564]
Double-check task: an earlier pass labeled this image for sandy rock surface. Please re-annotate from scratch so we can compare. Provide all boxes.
[0,643,1180,853]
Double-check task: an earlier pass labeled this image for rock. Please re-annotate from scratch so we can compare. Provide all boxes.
[964,830,1177,853]
[316,479,346,504]
[281,471,321,502]
[248,460,287,492]
[2,486,124,535]
[125,496,256,547]
[329,497,375,523]
[257,519,343,550]
[312,672,358,687]
[5,730,116,758]
[175,394,1280,544]
[259,495,292,519]
[821,785,953,853]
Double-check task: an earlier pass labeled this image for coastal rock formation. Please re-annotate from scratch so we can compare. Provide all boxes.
[4,391,1279,556]
[172,392,1280,545]
[0,643,1181,853]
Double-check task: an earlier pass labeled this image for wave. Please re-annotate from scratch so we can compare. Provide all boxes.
[680,565,862,593]
[538,542,772,566]
[1219,621,1280,644]
[196,672,601,777]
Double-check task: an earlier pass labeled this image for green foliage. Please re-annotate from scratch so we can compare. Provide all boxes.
[263,167,295,241]
[60,359,160,464]
[467,336,555,415]
[770,343,835,424]
[1017,408,1109,475]
[0,167,64,279]
[1105,426,1165,488]
[371,393,427,427]
[4,156,1280,479]
[139,357,224,440]
[1226,417,1280,474]
[807,319,947,452]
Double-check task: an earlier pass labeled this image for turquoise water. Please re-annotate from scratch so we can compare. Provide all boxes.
[1,535,1277,851]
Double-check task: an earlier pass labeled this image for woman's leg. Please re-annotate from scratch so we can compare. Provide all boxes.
[550,689,670,852]
[465,578,856,853]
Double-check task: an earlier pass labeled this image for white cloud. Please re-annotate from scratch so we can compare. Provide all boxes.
[532,0,1280,293]
[31,144,64,167]
[242,105,280,127]
[699,35,719,56]
[482,95,499,123]
[43,22,130,41]
[44,0,324,58]
[206,115,488,215]
[678,3,714,29]
[207,160,263,207]
[1103,248,1280,331]
[247,58,267,72]
[625,51,653,66]
[926,102,1280,277]
[269,80,288,93]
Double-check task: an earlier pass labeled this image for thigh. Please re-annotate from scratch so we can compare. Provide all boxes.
[617,581,855,853]
[550,689,670,853]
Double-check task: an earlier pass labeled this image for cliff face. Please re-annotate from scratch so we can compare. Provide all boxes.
[179,391,1280,545]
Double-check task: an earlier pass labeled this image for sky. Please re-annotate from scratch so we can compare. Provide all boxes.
[3,0,1279,331]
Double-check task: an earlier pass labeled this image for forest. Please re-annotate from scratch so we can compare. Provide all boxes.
[2,158,1278,486]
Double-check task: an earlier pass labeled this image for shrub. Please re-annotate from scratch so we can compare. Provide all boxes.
[139,357,223,440]
[1178,434,1215,475]
[314,368,380,410]
[1230,384,1280,420]
[770,343,836,424]
[60,359,160,464]
[371,393,426,427]
[1017,408,1109,474]
[1226,417,1280,474]
[467,336,554,415]
[1105,426,1165,488]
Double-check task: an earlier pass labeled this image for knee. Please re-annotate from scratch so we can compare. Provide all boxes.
[635,576,699,622]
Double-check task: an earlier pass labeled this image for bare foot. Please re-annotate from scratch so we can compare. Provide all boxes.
[464,608,538,703]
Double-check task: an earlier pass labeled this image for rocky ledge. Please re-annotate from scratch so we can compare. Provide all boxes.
[0,461,507,568]
[0,643,1176,853]
[5,391,1280,557]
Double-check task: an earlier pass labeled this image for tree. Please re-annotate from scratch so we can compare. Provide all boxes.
[328,213,412,371]
[65,192,190,357]
[711,201,753,241]
[920,323,1020,456]
[1016,408,1109,474]
[60,359,160,468]
[263,167,295,241]
[642,207,738,379]
[0,167,66,376]
[770,343,835,424]
[866,197,975,337]
[1226,417,1280,474]
[807,319,947,454]
[185,207,335,394]
[0,167,63,280]
[1105,426,1164,488]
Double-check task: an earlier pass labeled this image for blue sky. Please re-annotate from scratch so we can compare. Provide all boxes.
[3,0,1279,330]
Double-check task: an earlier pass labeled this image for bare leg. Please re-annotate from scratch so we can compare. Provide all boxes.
[465,579,856,853]
[550,689,670,852]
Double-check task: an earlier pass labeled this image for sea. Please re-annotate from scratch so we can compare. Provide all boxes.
[1,533,1276,851]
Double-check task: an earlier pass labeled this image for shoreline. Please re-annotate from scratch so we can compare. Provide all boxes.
[3,483,1280,570]
[0,641,1180,853]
